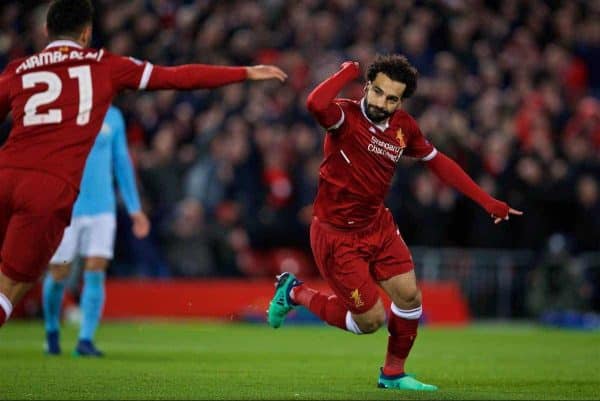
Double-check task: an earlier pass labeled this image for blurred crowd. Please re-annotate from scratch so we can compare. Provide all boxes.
[1,0,599,281]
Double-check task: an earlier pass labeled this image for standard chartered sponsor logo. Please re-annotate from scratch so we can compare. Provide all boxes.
[371,136,402,152]
[368,135,403,162]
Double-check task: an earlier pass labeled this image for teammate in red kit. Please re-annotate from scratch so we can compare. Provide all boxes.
[267,55,522,391]
[0,0,287,328]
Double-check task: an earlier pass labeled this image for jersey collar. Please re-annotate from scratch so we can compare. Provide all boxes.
[45,40,83,49]
[360,98,389,131]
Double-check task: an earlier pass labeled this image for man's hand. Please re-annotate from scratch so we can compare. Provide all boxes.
[245,65,288,82]
[130,211,151,239]
[492,207,523,224]
[340,61,360,78]
[485,199,524,224]
[485,198,523,224]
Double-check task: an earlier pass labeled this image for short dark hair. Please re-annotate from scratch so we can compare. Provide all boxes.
[46,0,94,38]
[366,54,418,99]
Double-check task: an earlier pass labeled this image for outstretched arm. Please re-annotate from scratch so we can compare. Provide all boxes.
[426,152,523,224]
[0,73,9,122]
[110,54,287,91]
[306,61,360,129]
[145,64,287,90]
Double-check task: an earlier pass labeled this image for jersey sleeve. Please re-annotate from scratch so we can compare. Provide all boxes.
[111,108,142,214]
[325,100,346,132]
[108,52,249,92]
[306,62,360,132]
[403,116,437,160]
[0,71,11,121]
[108,53,154,91]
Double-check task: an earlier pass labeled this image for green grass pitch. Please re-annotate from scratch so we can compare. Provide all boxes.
[1,320,599,400]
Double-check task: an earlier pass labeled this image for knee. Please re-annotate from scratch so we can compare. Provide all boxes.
[84,257,109,272]
[49,264,70,281]
[356,310,386,334]
[395,287,422,309]
[360,316,385,334]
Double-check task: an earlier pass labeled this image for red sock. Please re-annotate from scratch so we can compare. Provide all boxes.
[291,285,348,330]
[383,305,421,376]
[0,307,6,328]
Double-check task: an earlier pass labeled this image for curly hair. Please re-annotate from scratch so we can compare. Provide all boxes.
[366,54,418,99]
[46,0,94,38]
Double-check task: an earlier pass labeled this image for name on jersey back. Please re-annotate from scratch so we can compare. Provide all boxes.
[16,49,105,74]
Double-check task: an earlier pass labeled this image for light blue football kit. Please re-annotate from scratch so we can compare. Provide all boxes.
[43,105,141,353]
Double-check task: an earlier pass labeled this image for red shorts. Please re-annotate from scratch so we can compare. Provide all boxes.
[0,169,77,282]
[310,208,414,314]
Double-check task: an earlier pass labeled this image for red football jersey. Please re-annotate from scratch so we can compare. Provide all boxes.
[313,98,437,229]
[0,40,155,189]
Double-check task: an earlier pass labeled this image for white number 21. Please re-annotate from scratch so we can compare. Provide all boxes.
[22,65,93,127]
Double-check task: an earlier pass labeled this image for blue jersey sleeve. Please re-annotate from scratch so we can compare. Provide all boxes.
[111,108,141,214]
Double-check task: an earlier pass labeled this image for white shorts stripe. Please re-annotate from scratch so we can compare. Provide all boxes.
[345,311,363,334]
[0,292,13,321]
[139,62,154,90]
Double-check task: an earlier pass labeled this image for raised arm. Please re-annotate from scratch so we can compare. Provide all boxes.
[306,61,360,129]
[426,152,523,224]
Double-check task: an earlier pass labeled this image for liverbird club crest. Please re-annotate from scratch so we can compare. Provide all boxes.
[350,289,364,308]
[396,128,406,148]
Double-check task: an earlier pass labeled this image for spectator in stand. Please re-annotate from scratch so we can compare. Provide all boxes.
[2,0,598,278]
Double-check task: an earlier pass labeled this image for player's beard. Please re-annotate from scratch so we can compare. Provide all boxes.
[365,104,391,123]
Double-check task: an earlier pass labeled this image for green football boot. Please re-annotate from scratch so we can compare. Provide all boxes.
[378,369,438,391]
[267,272,301,328]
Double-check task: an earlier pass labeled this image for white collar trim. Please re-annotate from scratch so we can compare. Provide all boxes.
[360,98,389,131]
[45,40,83,49]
